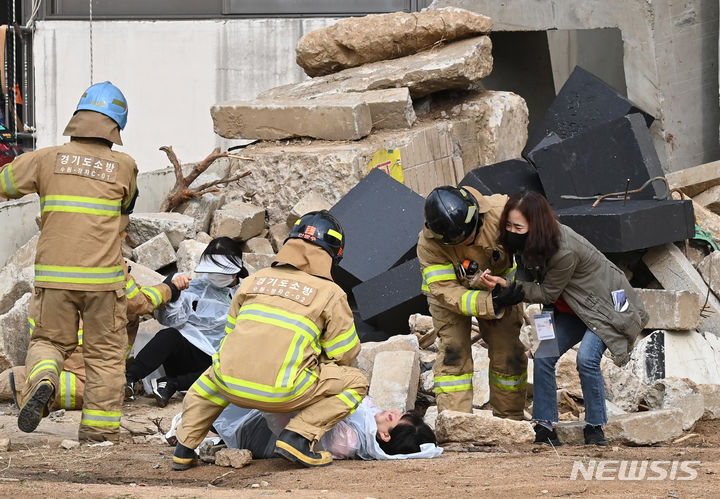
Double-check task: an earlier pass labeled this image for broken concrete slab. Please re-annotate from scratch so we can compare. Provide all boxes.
[697,384,720,420]
[241,237,274,255]
[697,251,720,299]
[601,356,649,413]
[692,185,720,215]
[209,200,265,242]
[353,334,419,384]
[645,377,704,430]
[132,233,176,271]
[296,7,493,76]
[125,259,164,287]
[627,330,720,386]
[643,243,720,335]
[435,409,534,445]
[666,160,720,197]
[126,212,196,250]
[0,292,31,370]
[605,408,684,445]
[6,232,39,269]
[215,448,253,468]
[259,35,493,100]
[633,288,701,331]
[368,350,420,411]
[242,253,275,271]
[267,224,291,253]
[211,97,372,141]
[181,193,225,235]
[176,239,208,277]
[286,192,332,228]
[0,264,33,316]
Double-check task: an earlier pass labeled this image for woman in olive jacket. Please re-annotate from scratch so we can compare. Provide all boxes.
[478,191,648,447]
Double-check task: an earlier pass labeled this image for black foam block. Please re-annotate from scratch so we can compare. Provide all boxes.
[352,308,390,343]
[460,159,545,197]
[353,258,429,336]
[523,66,654,157]
[555,199,694,253]
[330,169,425,291]
[527,113,666,210]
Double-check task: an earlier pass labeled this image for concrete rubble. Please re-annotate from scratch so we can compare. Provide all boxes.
[214,448,253,468]
[368,350,420,411]
[435,410,534,446]
[132,232,176,271]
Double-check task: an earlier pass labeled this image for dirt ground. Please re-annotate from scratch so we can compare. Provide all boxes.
[0,398,719,499]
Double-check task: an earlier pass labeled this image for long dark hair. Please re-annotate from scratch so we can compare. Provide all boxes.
[203,237,248,278]
[497,191,561,268]
[376,411,436,455]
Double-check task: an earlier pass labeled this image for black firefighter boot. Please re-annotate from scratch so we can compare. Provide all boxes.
[274,429,333,468]
[172,442,199,471]
[17,380,55,433]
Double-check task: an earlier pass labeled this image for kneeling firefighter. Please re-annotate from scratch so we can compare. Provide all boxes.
[173,210,367,470]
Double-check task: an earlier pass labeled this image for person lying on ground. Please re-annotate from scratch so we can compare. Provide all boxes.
[170,396,441,461]
[125,237,247,407]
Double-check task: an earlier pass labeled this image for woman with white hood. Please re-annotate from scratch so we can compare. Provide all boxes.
[125,237,247,407]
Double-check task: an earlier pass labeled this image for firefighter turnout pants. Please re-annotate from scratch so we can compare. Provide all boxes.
[21,288,127,441]
[176,362,368,450]
[4,365,85,411]
[429,300,527,419]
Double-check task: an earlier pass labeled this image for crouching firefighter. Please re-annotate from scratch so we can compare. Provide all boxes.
[173,210,367,470]
[1,82,138,442]
[418,186,528,419]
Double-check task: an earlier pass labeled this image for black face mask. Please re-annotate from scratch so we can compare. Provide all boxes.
[505,231,528,253]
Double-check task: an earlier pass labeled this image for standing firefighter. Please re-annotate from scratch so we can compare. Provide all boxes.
[418,186,528,419]
[0,81,138,442]
[173,210,367,470]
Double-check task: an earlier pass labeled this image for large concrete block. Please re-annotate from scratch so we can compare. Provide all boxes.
[523,66,653,157]
[633,288,701,331]
[666,160,720,197]
[181,193,225,235]
[241,237,274,255]
[556,200,695,253]
[286,192,332,228]
[472,352,491,409]
[353,334,419,384]
[368,350,420,411]
[0,264,33,316]
[435,409,534,445]
[353,258,429,336]
[626,330,720,385]
[209,200,265,242]
[601,356,649,412]
[126,212,196,250]
[528,114,666,210]
[697,251,720,299]
[643,243,720,335]
[605,408,684,445]
[329,169,425,290]
[460,159,544,197]
[555,349,583,399]
[211,97,372,141]
[267,224,291,253]
[697,384,720,420]
[645,377,704,430]
[296,8,493,76]
[242,253,275,271]
[259,36,493,100]
[125,259,164,287]
[0,292,31,370]
[176,239,208,277]
[132,233,176,271]
[6,232,39,269]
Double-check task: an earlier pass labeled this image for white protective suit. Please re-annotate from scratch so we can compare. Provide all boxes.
[155,275,240,356]
[211,398,443,460]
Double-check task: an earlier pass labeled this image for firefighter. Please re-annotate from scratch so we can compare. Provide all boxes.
[418,186,528,419]
[0,81,138,442]
[2,269,185,411]
[172,210,367,470]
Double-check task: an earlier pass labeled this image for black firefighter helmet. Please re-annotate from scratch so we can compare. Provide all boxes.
[424,186,482,245]
[286,210,345,264]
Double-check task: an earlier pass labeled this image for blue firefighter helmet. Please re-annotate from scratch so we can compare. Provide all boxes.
[75,81,128,130]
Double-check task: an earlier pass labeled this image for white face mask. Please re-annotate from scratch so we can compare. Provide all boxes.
[206,273,235,288]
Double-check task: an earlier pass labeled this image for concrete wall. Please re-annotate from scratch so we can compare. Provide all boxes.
[431,0,720,173]
[33,18,338,172]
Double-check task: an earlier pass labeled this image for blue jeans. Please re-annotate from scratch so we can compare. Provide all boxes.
[532,311,608,426]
